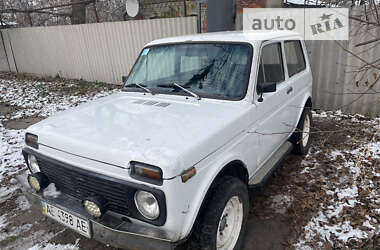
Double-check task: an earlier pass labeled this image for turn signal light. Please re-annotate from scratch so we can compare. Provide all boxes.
[181,167,196,183]
[25,133,39,149]
[130,162,163,185]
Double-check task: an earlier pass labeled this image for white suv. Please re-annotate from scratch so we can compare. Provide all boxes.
[22,31,312,250]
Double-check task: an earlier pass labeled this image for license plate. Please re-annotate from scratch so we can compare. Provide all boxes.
[41,200,91,238]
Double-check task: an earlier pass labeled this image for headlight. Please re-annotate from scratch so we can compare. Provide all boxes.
[130,162,162,185]
[28,172,49,192]
[134,190,160,220]
[28,154,40,173]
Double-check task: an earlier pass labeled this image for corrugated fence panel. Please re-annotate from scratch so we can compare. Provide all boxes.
[1,16,197,84]
[0,32,10,72]
[304,6,379,116]
[341,7,380,116]
[305,40,348,111]
[3,30,17,72]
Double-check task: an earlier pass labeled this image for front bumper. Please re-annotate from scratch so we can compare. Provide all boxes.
[19,180,177,250]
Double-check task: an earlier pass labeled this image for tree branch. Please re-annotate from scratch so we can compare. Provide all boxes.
[335,40,380,70]
[355,37,380,47]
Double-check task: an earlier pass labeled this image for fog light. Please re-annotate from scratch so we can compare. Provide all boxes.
[29,176,40,191]
[28,173,49,192]
[83,197,107,218]
[134,190,159,220]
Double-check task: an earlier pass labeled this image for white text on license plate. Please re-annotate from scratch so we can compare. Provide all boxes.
[41,201,91,238]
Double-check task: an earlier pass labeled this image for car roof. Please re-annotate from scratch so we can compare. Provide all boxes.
[146,30,301,47]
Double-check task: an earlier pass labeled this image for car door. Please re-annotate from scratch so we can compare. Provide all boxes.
[283,40,311,128]
[253,41,293,167]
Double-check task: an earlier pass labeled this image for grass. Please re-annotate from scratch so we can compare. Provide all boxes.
[0,235,19,245]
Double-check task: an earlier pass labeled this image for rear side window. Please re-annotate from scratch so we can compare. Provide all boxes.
[257,43,285,85]
[284,40,306,77]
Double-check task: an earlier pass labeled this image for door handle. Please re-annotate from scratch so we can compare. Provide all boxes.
[286,87,293,94]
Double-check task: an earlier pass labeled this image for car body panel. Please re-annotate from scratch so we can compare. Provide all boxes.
[27,92,253,179]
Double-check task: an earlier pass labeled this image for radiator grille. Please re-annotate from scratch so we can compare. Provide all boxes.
[37,157,134,216]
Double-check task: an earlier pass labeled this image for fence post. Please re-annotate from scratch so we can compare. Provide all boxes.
[0,30,11,72]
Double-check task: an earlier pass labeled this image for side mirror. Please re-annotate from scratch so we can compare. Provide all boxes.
[122,76,128,84]
[257,82,276,93]
[257,82,276,102]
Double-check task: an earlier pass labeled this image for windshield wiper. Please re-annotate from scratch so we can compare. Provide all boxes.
[184,60,215,86]
[124,83,155,95]
[157,83,201,100]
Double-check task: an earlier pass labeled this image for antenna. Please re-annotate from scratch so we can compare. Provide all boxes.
[126,0,139,18]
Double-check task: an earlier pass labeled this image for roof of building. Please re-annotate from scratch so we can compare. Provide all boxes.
[147,30,301,46]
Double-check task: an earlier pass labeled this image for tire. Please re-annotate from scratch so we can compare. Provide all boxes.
[290,107,312,155]
[186,176,249,250]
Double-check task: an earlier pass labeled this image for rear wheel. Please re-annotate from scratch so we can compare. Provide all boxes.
[291,107,312,155]
[187,176,249,250]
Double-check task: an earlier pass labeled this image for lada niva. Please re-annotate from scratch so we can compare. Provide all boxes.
[22,30,312,250]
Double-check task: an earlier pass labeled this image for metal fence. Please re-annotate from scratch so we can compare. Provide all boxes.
[305,7,380,116]
[0,17,197,84]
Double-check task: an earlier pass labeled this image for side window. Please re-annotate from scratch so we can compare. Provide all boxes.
[284,40,306,77]
[257,43,285,85]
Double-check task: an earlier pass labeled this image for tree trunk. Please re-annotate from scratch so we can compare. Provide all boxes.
[71,0,86,24]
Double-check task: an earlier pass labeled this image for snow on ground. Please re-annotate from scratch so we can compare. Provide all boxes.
[0,77,117,180]
[0,78,117,183]
[0,223,33,241]
[0,185,19,203]
[295,111,380,249]
[5,229,69,250]
[0,78,117,119]
[16,195,31,211]
[270,194,294,214]
[27,242,77,250]
[0,214,7,229]
[0,76,117,249]
[0,127,25,182]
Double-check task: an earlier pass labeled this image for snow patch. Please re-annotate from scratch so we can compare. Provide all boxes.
[0,78,116,248]
[0,223,33,241]
[0,127,26,182]
[0,214,8,229]
[295,138,380,248]
[27,243,78,250]
[43,183,61,198]
[270,194,294,214]
[0,185,18,203]
[16,195,31,210]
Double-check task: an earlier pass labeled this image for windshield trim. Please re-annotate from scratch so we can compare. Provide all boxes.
[122,41,254,101]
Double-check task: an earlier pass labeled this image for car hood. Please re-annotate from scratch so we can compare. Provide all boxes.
[27,92,251,178]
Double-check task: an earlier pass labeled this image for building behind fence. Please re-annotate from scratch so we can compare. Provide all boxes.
[0,11,379,116]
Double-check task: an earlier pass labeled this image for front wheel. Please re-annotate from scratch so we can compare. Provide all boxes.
[187,176,249,250]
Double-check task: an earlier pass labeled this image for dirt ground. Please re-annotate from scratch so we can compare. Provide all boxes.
[0,73,379,250]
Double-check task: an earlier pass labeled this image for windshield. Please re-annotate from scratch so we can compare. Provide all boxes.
[124,43,252,100]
